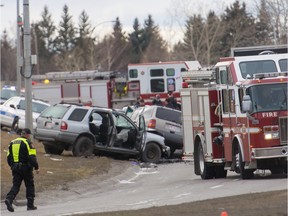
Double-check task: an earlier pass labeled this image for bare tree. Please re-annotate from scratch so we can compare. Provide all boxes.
[262,0,288,44]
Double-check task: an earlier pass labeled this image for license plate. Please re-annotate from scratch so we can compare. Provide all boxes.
[165,124,180,132]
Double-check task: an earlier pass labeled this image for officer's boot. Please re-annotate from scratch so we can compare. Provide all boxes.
[5,198,14,212]
[27,197,37,211]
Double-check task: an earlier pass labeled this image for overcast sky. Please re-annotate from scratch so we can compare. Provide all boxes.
[0,0,256,46]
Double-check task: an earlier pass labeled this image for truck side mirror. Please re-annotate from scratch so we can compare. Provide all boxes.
[242,95,252,113]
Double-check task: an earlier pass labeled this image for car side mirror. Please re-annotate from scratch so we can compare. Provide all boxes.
[242,95,252,113]
[10,104,16,109]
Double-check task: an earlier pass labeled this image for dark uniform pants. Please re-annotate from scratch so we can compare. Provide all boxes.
[6,164,35,202]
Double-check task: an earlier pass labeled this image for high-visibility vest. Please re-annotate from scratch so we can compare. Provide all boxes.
[7,138,37,163]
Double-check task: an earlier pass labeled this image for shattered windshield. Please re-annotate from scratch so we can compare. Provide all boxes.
[246,83,287,113]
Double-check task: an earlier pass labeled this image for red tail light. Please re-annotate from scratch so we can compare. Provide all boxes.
[60,121,68,130]
[147,119,156,129]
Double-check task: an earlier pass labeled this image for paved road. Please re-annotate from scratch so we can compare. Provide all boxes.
[1,161,287,216]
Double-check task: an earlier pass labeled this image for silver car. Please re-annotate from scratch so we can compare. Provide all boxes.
[129,105,183,154]
[34,103,170,163]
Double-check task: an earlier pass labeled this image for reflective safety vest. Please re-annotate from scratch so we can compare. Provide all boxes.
[7,138,37,163]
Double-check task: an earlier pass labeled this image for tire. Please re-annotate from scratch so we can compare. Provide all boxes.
[73,137,94,157]
[237,146,254,179]
[142,142,161,163]
[214,165,227,178]
[11,117,19,132]
[44,144,64,155]
[169,147,176,156]
[195,143,214,179]
[270,168,284,175]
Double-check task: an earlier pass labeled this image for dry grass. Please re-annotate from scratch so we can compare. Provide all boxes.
[1,130,114,200]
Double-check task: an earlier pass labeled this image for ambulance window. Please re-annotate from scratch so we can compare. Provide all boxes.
[279,59,288,72]
[166,68,175,76]
[150,69,164,77]
[150,79,164,92]
[129,69,138,78]
[167,78,175,92]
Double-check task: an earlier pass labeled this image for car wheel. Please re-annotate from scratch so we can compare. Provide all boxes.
[169,147,176,155]
[44,144,64,155]
[195,143,214,179]
[73,137,94,157]
[142,142,161,163]
[11,117,19,132]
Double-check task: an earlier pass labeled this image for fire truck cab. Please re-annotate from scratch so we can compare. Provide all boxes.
[181,45,288,179]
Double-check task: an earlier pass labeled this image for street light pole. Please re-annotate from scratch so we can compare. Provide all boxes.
[16,0,23,95]
[23,0,33,130]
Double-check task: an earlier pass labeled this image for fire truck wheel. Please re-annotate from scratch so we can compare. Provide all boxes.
[142,142,161,163]
[284,166,287,174]
[238,148,254,179]
[43,143,64,155]
[214,165,227,178]
[196,144,214,179]
[73,137,94,157]
[270,168,285,175]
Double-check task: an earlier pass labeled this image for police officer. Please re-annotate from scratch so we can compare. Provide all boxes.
[5,128,40,212]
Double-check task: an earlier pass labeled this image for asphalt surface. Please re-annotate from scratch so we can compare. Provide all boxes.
[1,161,287,216]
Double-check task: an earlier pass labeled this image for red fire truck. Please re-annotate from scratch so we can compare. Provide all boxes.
[31,61,202,109]
[181,45,288,179]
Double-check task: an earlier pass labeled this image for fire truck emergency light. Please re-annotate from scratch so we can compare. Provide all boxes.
[253,72,288,79]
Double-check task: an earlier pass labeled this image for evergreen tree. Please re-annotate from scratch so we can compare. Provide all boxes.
[204,11,223,65]
[73,10,96,70]
[38,6,56,53]
[1,30,16,82]
[219,1,257,56]
[110,17,129,72]
[55,4,76,70]
[129,18,144,63]
[57,4,76,52]
[142,15,168,62]
[33,6,57,73]
[255,0,273,45]
[181,14,206,63]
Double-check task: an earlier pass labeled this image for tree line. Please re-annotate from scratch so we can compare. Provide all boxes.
[1,0,287,83]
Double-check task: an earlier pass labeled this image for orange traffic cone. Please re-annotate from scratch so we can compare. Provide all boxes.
[221,211,228,216]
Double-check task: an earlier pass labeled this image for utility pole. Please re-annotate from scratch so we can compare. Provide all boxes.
[23,0,33,130]
[16,0,23,95]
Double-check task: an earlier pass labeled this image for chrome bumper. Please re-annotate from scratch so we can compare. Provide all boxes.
[251,146,288,159]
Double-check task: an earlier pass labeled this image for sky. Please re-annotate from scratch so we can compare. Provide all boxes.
[0,0,256,46]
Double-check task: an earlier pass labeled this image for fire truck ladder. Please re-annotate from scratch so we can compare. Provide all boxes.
[32,70,115,82]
